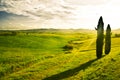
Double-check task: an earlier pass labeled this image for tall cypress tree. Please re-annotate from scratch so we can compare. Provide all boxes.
[105,24,111,54]
[95,16,104,59]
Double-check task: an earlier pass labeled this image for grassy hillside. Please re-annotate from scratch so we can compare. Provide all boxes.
[0,29,120,80]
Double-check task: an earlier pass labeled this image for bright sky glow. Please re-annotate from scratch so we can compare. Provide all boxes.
[0,0,120,30]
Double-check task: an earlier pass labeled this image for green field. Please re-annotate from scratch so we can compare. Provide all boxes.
[0,29,120,80]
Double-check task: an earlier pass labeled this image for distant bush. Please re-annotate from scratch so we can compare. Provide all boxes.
[11,31,17,36]
[63,44,73,51]
[0,31,17,36]
[114,34,120,38]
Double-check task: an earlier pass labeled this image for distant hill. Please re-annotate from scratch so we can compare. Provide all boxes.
[0,28,95,34]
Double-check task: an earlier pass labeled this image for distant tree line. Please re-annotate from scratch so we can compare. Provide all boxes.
[0,31,17,36]
[114,34,120,38]
[95,16,111,59]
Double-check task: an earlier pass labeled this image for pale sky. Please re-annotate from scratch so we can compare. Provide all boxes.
[0,0,120,30]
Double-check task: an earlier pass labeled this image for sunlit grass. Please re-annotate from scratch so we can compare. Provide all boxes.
[0,30,120,80]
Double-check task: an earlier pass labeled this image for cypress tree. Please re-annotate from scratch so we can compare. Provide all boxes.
[105,24,111,54]
[95,16,104,59]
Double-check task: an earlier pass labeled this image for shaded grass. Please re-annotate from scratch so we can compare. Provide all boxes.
[43,59,98,80]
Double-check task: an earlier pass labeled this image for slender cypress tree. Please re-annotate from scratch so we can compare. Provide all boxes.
[105,24,111,54]
[95,16,104,59]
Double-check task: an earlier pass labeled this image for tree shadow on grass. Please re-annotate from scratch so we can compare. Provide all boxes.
[43,58,98,80]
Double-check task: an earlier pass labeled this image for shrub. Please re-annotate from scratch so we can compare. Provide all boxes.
[63,44,73,51]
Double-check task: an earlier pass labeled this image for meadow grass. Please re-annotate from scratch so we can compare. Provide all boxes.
[0,30,120,80]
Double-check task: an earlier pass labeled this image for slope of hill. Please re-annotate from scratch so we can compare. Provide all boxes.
[0,29,120,80]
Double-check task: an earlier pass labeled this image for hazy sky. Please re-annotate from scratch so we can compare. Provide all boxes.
[0,0,120,30]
